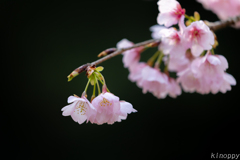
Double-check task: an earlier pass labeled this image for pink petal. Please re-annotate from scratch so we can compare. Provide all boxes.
[207,54,221,65]
[191,44,204,57]
[224,73,236,85]
[67,96,81,103]
[120,101,137,114]
[217,55,228,70]
[158,0,179,13]
[61,102,76,116]
[157,12,178,27]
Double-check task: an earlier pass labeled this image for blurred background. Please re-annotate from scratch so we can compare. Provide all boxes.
[1,0,240,159]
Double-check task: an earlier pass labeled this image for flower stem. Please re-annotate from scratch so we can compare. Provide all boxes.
[95,71,110,92]
[185,14,195,21]
[84,78,91,93]
[154,51,164,68]
[147,50,161,66]
[96,76,101,95]
[211,48,215,55]
[92,78,96,97]
[164,55,169,73]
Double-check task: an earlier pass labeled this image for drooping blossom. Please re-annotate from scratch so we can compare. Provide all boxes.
[158,27,187,57]
[157,0,185,27]
[117,38,143,68]
[89,92,137,125]
[128,62,181,98]
[128,62,148,83]
[183,21,214,57]
[197,0,240,28]
[178,51,236,94]
[61,95,96,124]
[136,65,169,99]
[177,67,201,93]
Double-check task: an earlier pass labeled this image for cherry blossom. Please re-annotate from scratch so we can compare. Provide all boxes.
[89,92,137,125]
[158,27,187,57]
[167,50,194,73]
[178,52,236,94]
[136,65,169,99]
[177,67,201,93]
[117,38,143,68]
[61,95,96,124]
[183,21,214,57]
[157,0,185,27]
[128,62,148,83]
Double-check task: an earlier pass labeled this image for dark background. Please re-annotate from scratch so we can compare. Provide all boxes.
[1,0,239,159]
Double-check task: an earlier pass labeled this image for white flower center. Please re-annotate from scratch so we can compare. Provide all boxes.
[74,101,87,115]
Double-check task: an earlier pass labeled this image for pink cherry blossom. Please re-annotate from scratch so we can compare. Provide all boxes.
[158,27,187,57]
[178,52,236,94]
[183,21,214,57]
[197,0,240,28]
[177,67,201,93]
[157,0,185,27]
[167,55,189,72]
[61,95,96,124]
[137,65,169,99]
[129,63,181,98]
[117,38,143,68]
[89,92,137,125]
[128,62,148,83]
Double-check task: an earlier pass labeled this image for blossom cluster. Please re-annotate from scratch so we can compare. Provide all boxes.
[62,93,136,125]
[117,0,236,99]
[62,67,136,125]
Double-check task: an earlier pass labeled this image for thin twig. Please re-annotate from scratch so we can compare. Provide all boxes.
[67,14,240,81]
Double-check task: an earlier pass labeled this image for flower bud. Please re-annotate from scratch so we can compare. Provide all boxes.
[67,63,90,81]
[98,48,117,57]
[194,11,200,21]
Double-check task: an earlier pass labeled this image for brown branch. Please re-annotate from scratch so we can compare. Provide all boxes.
[67,14,240,81]
[67,39,159,81]
[206,14,240,31]
[91,39,158,66]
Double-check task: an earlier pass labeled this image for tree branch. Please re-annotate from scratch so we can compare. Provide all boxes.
[67,14,240,81]
[206,14,240,31]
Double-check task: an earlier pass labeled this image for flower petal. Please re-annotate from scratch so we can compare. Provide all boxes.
[223,73,236,85]
[207,54,221,65]
[191,44,204,57]
[61,102,76,116]
[67,96,81,103]
[120,101,137,114]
